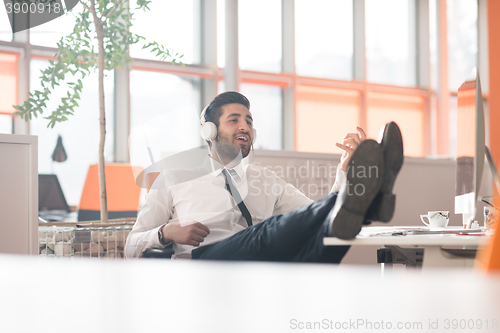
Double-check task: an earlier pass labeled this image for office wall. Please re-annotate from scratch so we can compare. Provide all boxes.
[0,134,38,255]
[255,150,492,266]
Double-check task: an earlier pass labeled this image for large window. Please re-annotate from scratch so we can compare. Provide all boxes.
[129,70,201,171]
[366,92,425,157]
[0,115,11,133]
[296,85,360,154]
[29,8,80,47]
[0,0,487,193]
[238,0,282,73]
[295,0,353,80]
[240,83,283,150]
[365,0,417,86]
[0,51,17,133]
[130,0,200,64]
[0,4,12,42]
[0,52,18,116]
[447,0,477,91]
[30,59,115,206]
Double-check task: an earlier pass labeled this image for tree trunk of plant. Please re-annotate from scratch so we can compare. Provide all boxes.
[95,19,108,223]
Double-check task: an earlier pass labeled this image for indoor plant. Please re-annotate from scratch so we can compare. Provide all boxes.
[14,0,182,222]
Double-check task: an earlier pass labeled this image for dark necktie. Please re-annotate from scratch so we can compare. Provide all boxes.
[222,169,253,227]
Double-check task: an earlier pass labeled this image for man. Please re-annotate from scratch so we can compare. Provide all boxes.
[125,91,403,262]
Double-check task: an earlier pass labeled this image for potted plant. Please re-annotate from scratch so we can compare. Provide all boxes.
[14,0,182,222]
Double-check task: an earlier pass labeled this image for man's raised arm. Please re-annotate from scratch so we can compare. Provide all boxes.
[331,126,367,193]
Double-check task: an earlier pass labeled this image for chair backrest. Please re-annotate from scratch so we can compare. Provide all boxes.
[142,171,173,259]
[146,172,160,193]
[78,164,143,221]
[476,216,500,272]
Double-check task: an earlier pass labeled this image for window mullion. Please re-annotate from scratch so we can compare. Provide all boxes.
[114,68,130,163]
[353,0,366,132]
[13,29,29,135]
[282,0,295,150]
[417,0,431,156]
[114,1,131,163]
[353,0,365,81]
[225,0,239,91]
[417,0,430,88]
[201,0,218,130]
[436,0,450,156]
[478,0,489,94]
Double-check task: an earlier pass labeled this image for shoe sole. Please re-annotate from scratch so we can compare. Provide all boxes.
[367,122,404,222]
[330,140,384,239]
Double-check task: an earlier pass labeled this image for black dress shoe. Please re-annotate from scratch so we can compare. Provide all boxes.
[365,122,404,223]
[329,139,384,239]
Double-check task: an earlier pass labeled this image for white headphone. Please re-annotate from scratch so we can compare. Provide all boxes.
[200,105,257,143]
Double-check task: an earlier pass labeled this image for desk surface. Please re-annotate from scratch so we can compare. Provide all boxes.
[1,254,500,333]
[324,226,487,247]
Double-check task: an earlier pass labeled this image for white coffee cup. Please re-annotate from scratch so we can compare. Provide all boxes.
[420,211,450,228]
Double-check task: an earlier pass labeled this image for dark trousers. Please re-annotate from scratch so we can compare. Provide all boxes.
[191,192,349,263]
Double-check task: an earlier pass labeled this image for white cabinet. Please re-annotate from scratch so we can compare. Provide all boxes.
[0,134,38,254]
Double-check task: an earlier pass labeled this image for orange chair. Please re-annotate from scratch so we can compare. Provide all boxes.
[476,215,500,272]
[145,172,160,193]
[78,164,144,221]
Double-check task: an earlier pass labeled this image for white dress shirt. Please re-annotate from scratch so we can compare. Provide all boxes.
[125,157,346,259]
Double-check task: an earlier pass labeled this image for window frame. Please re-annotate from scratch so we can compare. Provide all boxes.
[0,0,486,158]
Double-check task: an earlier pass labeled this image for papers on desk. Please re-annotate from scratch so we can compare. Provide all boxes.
[405,228,484,235]
[360,226,485,237]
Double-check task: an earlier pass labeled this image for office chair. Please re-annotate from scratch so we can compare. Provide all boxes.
[476,216,500,272]
[141,171,174,258]
[145,172,160,193]
[78,164,143,221]
[142,246,174,258]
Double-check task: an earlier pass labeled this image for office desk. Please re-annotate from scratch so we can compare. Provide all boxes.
[1,254,499,333]
[324,226,488,269]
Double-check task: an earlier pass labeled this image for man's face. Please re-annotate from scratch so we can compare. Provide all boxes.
[214,103,254,159]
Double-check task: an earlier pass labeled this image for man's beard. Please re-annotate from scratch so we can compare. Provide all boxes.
[213,132,250,165]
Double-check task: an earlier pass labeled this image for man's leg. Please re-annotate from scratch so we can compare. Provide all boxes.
[329,140,384,239]
[193,140,392,262]
[366,122,404,223]
[192,192,348,262]
[292,136,396,260]
[289,209,350,263]
[193,139,387,262]
[277,139,385,261]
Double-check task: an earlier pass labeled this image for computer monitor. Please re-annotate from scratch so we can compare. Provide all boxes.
[455,68,500,228]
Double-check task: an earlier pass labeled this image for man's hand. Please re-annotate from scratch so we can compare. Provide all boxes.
[162,222,210,247]
[336,126,367,171]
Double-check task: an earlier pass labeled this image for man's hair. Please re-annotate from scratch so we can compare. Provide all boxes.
[204,91,250,127]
